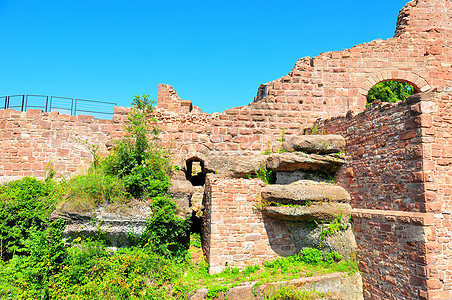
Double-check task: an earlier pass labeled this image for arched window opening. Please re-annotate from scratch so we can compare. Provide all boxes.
[366,80,415,106]
[185,159,206,186]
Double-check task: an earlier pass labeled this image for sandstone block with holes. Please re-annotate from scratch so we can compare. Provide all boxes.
[204,151,267,177]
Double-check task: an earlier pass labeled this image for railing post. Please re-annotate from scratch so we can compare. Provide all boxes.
[72,98,76,115]
[21,95,25,111]
[45,96,49,112]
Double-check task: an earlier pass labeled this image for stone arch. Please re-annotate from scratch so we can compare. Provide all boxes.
[358,70,431,97]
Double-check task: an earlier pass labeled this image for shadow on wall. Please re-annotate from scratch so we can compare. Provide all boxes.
[262,213,296,257]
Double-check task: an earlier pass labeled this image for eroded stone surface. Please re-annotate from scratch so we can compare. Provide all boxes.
[266,152,344,172]
[282,135,346,154]
[275,170,326,185]
[263,203,351,222]
[286,222,357,261]
[204,151,267,177]
[50,202,152,248]
[261,180,351,205]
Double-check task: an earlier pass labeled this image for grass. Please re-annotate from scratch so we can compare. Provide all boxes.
[171,241,358,299]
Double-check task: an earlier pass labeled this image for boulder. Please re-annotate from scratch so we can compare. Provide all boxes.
[266,152,344,172]
[204,151,267,177]
[282,135,346,154]
[261,180,351,205]
[262,203,351,222]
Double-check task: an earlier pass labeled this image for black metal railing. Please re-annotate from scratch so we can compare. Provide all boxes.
[0,95,117,119]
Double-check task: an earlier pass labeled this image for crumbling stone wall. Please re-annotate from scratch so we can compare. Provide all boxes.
[317,91,452,299]
[252,0,450,124]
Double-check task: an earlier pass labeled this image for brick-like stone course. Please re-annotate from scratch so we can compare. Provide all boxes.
[0,108,127,182]
[203,175,295,274]
[317,91,452,299]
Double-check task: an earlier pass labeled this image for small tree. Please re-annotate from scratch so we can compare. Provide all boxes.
[102,95,171,199]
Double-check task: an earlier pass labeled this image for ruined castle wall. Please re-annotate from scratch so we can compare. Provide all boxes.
[254,0,450,125]
[317,92,451,299]
[318,98,427,212]
[155,84,308,166]
[0,107,129,183]
[203,175,295,274]
[420,91,452,299]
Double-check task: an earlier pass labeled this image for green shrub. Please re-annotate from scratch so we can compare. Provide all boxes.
[138,196,191,259]
[323,251,342,264]
[299,248,323,264]
[0,177,60,261]
[102,95,172,199]
[190,233,202,248]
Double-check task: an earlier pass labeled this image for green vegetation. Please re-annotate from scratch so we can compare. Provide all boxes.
[319,210,349,245]
[367,80,414,105]
[102,95,171,199]
[255,164,275,185]
[262,285,327,300]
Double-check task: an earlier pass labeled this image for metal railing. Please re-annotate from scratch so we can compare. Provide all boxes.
[0,95,117,119]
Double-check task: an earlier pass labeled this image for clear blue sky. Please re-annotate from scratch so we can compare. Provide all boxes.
[0,0,410,113]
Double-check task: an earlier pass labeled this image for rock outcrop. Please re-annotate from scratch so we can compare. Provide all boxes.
[282,135,346,154]
[261,180,351,204]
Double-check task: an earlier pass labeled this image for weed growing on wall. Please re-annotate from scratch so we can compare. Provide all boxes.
[255,164,275,185]
[319,209,349,245]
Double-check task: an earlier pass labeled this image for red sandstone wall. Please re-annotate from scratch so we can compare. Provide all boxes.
[317,92,451,299]
[420,91,452,299]
[318,98,428,212]
[203,175,295,274]
[252,0,451,125]
[0,107,129,182]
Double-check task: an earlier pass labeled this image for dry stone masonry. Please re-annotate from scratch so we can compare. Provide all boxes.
[0,0,451,299]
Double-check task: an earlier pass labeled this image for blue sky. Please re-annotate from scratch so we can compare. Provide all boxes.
[0,0,410,113]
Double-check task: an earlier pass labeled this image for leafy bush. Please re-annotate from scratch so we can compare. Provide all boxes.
[0,177,60,261]
[138,196,191,258]
[323,251,342,264]
[299,247,323,264]
[190,233,202,248]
